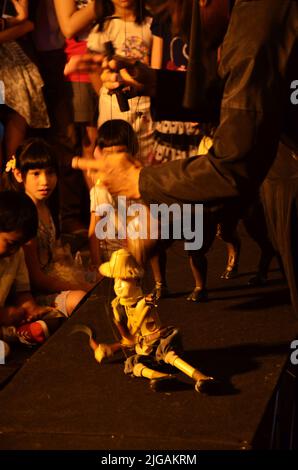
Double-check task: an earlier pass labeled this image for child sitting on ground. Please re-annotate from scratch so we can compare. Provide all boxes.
[0,191,64,357]
[3,139,92,317]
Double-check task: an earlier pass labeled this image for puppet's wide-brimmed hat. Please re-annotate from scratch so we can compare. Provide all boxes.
[99,249,144,279]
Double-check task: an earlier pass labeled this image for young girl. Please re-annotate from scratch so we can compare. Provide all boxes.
[3,138,91,317]
[0,190,64,353]
[87,0,154,166]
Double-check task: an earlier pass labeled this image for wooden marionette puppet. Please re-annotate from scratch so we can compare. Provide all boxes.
[88,248,215,392]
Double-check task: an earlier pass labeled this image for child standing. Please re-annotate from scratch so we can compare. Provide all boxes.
[72,134,230,303]
[0,191,62,355]
[87,0,154,166]
[3,139,91,317]
[54,0,98,174]
[54,0,98,231]
[88,119,140,265]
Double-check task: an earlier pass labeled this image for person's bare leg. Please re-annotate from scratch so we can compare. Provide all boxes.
[221,239,241,279]
[187,253,208,302]
[150,245,168,300]
[217,220,241,280]
[65,290,86,316]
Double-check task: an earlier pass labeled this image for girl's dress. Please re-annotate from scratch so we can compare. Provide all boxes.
[88,16,154,165]
[0,41,49,128]
[34,214,86,316]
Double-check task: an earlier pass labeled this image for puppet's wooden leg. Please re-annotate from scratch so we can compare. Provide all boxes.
[133,363,176,391]
[133,363,169,379]
[164,351,214,392]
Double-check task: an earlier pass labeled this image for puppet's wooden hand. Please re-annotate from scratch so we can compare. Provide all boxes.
[94,343,113,363]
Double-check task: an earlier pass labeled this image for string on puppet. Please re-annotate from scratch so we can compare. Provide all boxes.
[133,0,144,162]
[104,1,148,165]
[105,0,148,295]
[1,0,7,17]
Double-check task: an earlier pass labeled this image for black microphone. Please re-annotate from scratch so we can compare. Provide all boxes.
[183,0,205,110]
[104,41,130,112]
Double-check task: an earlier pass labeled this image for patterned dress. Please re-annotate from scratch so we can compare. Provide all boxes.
[36,217,56,271]
[0,41,49,128]
[34,214,80,316]
[150,16,202,163]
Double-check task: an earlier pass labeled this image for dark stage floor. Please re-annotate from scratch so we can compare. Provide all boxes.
[0,225,297,451]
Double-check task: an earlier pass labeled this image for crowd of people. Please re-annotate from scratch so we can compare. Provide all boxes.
[0,0,297,362]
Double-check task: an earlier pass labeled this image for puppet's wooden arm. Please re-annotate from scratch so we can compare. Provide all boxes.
[89,336,134,364]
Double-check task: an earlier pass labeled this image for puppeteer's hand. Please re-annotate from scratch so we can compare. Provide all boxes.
[94,343,113,363]
[64,53,104,76]
[72,152,141,199]
[100,57,157,98]
[63,53,156,98]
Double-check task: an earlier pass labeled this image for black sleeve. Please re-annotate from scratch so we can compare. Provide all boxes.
[141,0,298,206]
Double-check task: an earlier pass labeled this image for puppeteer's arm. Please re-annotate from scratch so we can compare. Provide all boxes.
[139,1,298,206]
[67,2,297,206]
[90,298,136,363]
[90,339,123,364]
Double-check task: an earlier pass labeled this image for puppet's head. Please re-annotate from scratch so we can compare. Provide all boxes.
[99,249,144,302]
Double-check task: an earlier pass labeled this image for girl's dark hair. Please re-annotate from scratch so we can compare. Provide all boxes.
[95,0,150,31]
[148,0,192,43]
[2,138,59,192]
[0,191,38,242]
[97,120,139,157]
